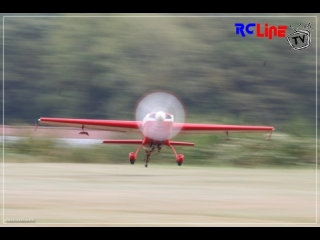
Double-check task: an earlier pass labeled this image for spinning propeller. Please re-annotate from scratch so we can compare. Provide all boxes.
[135,91,186,139]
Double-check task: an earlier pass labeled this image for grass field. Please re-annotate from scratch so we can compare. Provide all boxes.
[1,126,318,226]
[1,162,318,226]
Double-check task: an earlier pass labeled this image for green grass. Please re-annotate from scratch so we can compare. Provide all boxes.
[3,131,316,168]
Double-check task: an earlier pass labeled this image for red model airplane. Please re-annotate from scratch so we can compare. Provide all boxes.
[38,92,274,167]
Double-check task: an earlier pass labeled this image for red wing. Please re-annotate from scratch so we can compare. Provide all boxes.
[39,117,142,133]
[173,123,274,134]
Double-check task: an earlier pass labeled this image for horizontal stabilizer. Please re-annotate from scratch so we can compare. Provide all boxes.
[103,140,143,144]
[102,139,194,146]
[169,141,194,146]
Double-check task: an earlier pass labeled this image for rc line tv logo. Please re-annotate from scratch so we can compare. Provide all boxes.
[234,22,312,50]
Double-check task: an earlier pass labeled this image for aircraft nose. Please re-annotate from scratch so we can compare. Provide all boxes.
[155,111,165,121]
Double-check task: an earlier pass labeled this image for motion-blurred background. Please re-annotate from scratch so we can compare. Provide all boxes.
[1,13,317,167]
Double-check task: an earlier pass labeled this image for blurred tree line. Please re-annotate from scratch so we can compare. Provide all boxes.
[1,14,317,137]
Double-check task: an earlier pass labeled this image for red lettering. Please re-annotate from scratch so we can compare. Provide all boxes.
[265,24,269,38]
[256,23,264,37]
[252,23,288,39]
[277,25,288,37]
[268,26,277,40]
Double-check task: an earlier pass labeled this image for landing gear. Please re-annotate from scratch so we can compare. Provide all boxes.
[129,152,136,165]
[128,139,187,167]
[176,154,184,166]
[167,144,185,167]
[128,142,153,167]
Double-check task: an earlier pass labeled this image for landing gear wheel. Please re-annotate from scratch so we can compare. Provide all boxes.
[128,152,136,165]
[176,154,184,166]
